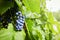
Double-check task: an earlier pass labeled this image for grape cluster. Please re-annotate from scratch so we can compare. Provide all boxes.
[0,1,25,31]
[0,9,12,28]
[0,10,25,31]
[15,11,25,31]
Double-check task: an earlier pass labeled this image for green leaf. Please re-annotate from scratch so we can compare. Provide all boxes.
[0,1,13,15]
[26,19,34,32]
[25,11,41,18]
[0,23,26,40]
[23,0,40,13]
[0,23,14,40]
[14,31,26,40]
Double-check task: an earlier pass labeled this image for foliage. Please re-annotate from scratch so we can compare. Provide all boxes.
[0,0,13,15]
[0,0,60,40]
[53,10,60,21]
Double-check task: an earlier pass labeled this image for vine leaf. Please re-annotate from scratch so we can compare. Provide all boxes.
[0,23,26,40]
[22,0,40,13]
[0,1,13,15]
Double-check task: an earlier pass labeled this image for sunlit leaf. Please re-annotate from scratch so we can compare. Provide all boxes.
[22,0,40,13]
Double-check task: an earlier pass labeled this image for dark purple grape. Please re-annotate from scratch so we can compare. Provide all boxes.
[16,11,22,16]
[8,0,12,2]
[0,17,2,21]
[7,19,11,23]
[2,21,8,28]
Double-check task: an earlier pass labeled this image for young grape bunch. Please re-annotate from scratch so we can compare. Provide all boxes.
[15,11,25,31]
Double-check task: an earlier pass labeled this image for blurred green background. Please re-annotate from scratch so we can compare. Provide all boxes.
[0,0,60,40]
